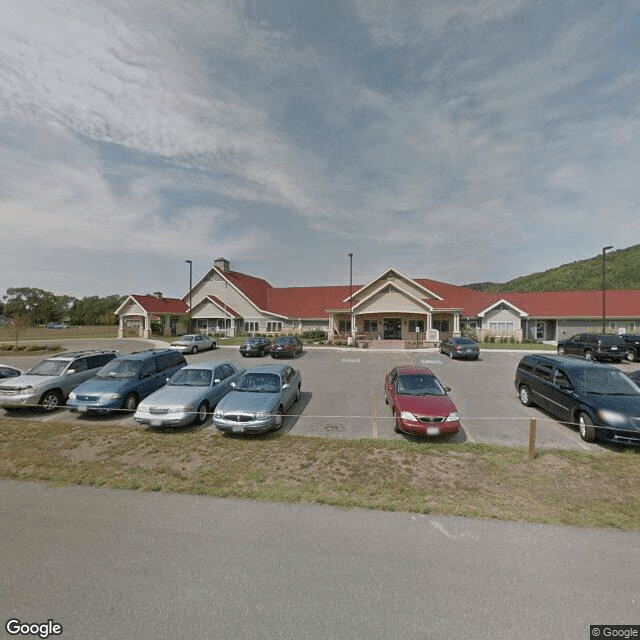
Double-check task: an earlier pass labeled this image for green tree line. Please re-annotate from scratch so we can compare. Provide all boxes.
[467,244,640,293]
[1,287,125,325]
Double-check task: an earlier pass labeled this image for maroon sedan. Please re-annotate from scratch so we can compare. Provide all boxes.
[384,365,461,437]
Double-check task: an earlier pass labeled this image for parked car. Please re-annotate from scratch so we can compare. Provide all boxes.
[515,354,640,446]
[239,337,272,357]
[213,364,302,434]
[439,337,480,360]
[0,364,22,379]
[170,334,216,354]
[0,350,117,411]
[66,349,187,413]
[46,322,68,329]
[620,334,640,362]
[384,365,460,437]
[134,361,245,427]
[556,333,626,362]
[270,336,303,358]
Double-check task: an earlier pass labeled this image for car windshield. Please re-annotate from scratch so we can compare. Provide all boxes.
[26,359,70,376]
[244,339,260,345]
[572,369,640,396]
[234,373,281,393]
[96,359,140,379]
[169,368,212,387]
[396,374,445,396]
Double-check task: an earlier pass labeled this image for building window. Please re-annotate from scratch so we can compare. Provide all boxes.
[267,321,282,333]
[408,320,425,333]
[364,320,378,332]
[245,321,259,332]
[433,319,449,332]
[490,322,515,334]
[338,319,351,332]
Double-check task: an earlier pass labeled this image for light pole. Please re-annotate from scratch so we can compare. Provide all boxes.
[601,246,613,333]
[348,253,353,339]
[185,259,192,333]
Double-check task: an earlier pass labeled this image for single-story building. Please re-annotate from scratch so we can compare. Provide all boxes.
[116,258,640,343]
[115,293,188,338]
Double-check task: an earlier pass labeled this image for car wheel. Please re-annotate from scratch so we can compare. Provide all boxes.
[40,390,62,412]
[384,393,389,405]
[449,350,455,359]
[584,350,594,361]
[294,384,301,403]
[557,346,566,356]
[393,408,402,434]
[122,393,138,412]
[273,407,284,430]
[191,346,198,354]
[210,341,216,350]
[241,352,247,357]
[626,350,637,362]
[578,412,596,442]
[518,385,533,407]
[195,401,209,425]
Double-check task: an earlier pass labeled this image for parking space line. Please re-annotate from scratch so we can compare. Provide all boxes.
[462,420,476,443]
[372,391,378,439]
[542,418,591,450]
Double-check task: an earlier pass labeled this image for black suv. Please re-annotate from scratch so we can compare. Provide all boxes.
[620,334,640,362]
[556,333,626,362]
[514,354,640,446]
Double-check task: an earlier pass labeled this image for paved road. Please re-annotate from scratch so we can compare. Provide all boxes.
[1,480,638,640]
[3,340,640,451]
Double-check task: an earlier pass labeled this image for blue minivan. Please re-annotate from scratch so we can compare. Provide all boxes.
[67,349,187,413]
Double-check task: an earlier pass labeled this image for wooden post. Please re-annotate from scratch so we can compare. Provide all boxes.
[528,418,537,460]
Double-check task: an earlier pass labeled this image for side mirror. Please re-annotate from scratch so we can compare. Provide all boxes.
[230,381,236,388]
[283,383,290,389]
[444,386,451,392]
[66,369,76,375]
[214,379,221,385]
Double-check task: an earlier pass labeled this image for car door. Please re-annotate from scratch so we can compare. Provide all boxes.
[531,362,555,413]
[544,367,576,422]
[565,334,583,356]
[281,367,298,409]
[63,357,90,396]
[210,365,234,405]
[136,358,160,399]
[385,368,398,407]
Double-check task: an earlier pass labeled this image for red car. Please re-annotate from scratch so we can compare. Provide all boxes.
[384,365,460,437]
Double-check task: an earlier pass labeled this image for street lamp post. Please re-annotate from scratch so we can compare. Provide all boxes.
[348,253,353,340]
[185,259,193,333]
[601,246,613,333]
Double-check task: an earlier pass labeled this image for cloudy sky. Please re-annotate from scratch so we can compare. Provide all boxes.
[1,0,639,299]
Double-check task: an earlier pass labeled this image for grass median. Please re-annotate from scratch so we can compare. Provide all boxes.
[1,417,639,530]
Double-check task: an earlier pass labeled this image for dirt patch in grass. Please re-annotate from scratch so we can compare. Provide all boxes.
[1,418,639,529]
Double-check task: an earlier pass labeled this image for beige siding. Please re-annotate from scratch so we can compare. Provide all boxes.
[357,287,427,314]
[190,274,263,318]
[356,273,436,302]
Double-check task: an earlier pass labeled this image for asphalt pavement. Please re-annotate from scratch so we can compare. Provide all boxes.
[1,479,638,640]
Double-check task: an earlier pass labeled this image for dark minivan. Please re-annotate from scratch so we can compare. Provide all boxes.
[515,354,640,446]
[556,333,626,362]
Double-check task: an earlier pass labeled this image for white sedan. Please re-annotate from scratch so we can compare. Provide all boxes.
[170,334,216,354]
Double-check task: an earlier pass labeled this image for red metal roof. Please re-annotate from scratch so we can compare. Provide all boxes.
[131,295,188,314]
[206,295,242,318]
[216,271,640,320]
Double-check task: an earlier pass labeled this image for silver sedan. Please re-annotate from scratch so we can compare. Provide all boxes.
[213,364,302,434]
[134,361,244,427]
[170,334,216,354]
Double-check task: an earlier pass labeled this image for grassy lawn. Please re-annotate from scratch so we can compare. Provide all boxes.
[1,418,638,529]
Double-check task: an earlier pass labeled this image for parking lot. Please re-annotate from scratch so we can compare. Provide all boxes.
[2,340,640,452]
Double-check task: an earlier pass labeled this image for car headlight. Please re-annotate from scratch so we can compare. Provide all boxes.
[598,409,626,426]
[400,411,417,421]
[68,391,76,400]
[102,393,121,400]
[213,409,223,418]
[179,405,193,413]
[17,386,35,393]
[445,412,460,422]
